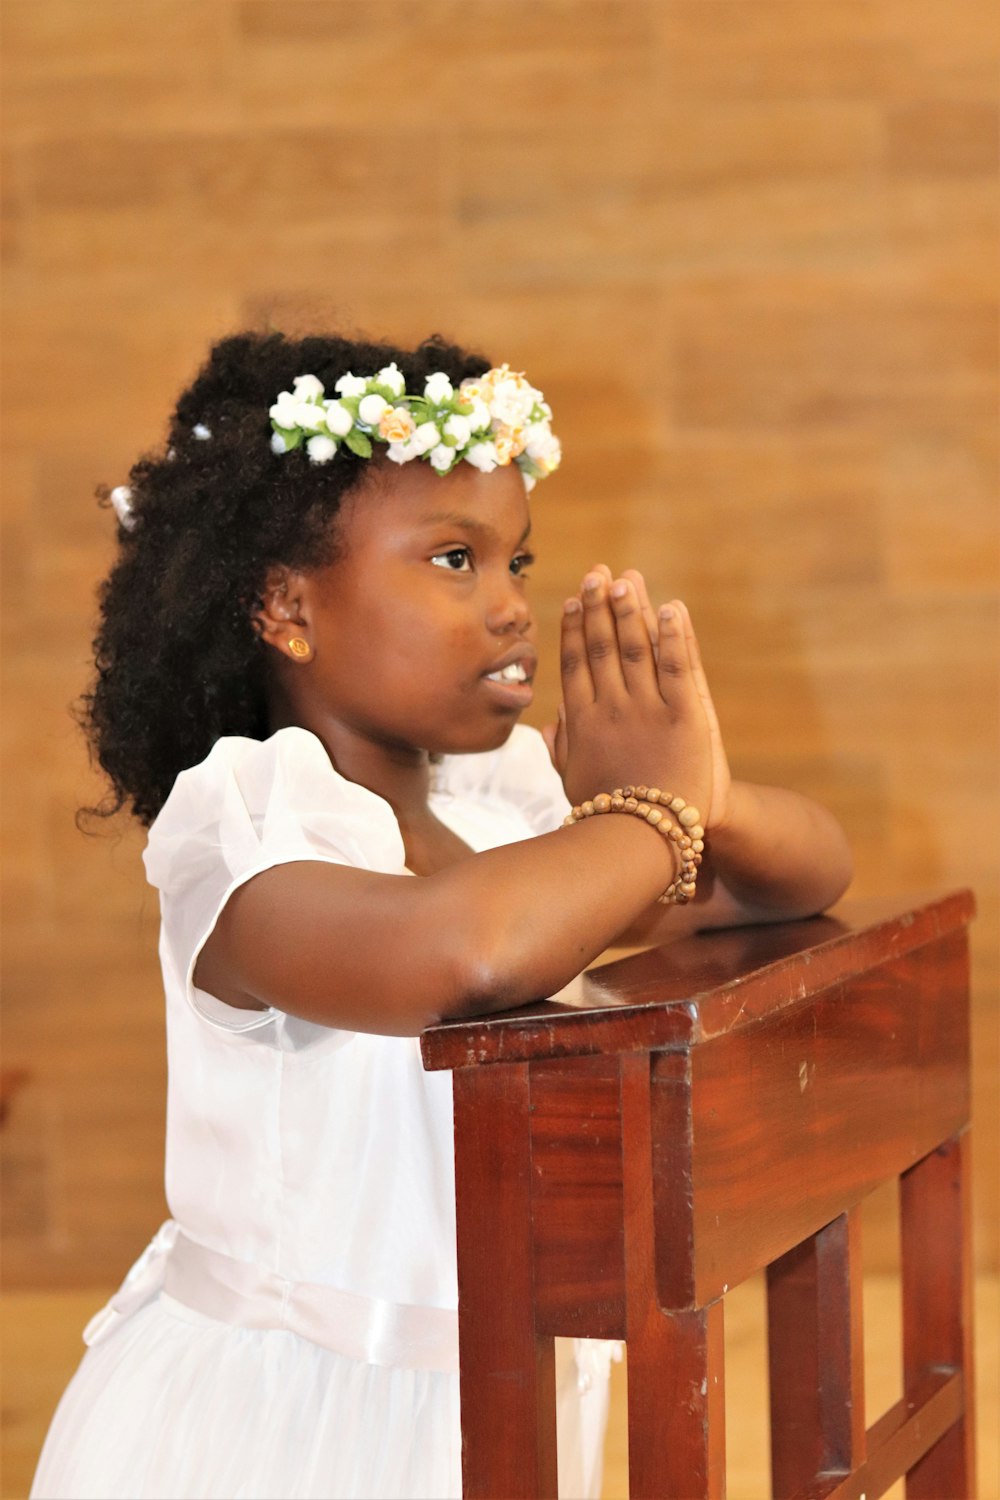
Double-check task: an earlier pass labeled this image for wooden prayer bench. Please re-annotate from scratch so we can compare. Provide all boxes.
[421,890,977,1500]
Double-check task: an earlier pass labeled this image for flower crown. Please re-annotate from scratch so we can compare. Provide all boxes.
[268,362,561,490]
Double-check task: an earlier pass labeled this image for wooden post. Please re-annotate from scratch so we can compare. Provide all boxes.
[766,1207,866,1495]
[900,1133,977,1499]
[621,1052,725,1499]
[452,1062,558,1499]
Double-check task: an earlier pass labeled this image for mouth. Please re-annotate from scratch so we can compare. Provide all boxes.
[481,654,535,706]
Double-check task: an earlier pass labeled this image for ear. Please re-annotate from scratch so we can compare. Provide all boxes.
[254,565,311,660]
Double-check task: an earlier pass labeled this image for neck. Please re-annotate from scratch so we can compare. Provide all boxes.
[266,682,434,824]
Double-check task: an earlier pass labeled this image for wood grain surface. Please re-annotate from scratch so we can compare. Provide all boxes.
[1,0,997,1293]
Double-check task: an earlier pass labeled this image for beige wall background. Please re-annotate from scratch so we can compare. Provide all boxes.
[2,0,997,1297]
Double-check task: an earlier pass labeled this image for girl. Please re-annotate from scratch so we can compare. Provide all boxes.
[32,329,852,1500]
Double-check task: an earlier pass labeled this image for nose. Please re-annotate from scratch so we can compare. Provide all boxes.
[485,572,533,636]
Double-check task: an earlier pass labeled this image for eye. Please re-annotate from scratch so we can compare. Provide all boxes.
[430,547,473,572]
[510,552,535,578]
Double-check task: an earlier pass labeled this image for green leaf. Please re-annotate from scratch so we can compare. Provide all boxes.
[344,430,373,458]
[274,425,303,451]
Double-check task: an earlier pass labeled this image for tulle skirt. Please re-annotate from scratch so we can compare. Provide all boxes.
[30,1293,612,1500]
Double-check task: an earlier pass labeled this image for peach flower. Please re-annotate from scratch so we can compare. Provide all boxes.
[379,407,416,443]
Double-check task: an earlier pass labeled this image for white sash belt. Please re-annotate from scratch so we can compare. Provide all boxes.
[84,1219,460,1373]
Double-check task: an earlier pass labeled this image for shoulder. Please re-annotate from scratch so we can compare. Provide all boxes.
[143,726,404,895]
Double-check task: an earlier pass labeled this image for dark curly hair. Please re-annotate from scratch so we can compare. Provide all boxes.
[79,329,491,828]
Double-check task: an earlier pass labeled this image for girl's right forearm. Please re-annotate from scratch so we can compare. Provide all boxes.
[432,813,679,1016]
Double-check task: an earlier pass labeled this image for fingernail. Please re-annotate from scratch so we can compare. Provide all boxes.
[611,581,628,599]
[564,597,583,614]
[659,605,674,621]
[583,574,601,592]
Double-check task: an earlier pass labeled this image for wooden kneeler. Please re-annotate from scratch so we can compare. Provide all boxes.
[421,891,977,1500]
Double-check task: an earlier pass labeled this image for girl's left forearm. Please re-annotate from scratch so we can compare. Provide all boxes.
[707,780,854,919]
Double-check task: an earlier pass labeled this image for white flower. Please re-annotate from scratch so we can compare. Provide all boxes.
[386,442,416,465]
[521,472,537,493]
[443,414,472,447]
[377,363,405,397]
[269,393,298,426]
[464,441,498,473]
[293,402,328,432]
[306,435,337,464]
[429,444,455,473]
[334,373,367,398]
[292,374,325,401]
[489,378,534,428]
[423,372,454,404]
[466,397,491,432]
[524,423,558,461]
[324,401,354,437]
[270,432,288,454]
[358,393,389,426]
[410,421,441,455]
[110,485,136,529]
[192,423,212,440]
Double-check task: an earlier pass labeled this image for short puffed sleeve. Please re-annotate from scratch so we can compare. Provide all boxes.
[143,727,406,1033]
[435,724,571,836]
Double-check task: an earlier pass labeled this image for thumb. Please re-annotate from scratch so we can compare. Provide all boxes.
[541,720,558,768]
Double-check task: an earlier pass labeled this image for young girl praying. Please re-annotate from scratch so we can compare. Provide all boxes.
[32,330,852,1500]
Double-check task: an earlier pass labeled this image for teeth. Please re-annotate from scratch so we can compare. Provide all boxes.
[487,662,528,683]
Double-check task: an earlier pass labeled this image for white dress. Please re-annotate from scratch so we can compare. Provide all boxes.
[31,724,620,1500]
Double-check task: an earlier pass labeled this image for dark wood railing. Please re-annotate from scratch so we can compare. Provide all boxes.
[421,890,977,1500]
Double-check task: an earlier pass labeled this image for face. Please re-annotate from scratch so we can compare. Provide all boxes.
[284,460,538,757]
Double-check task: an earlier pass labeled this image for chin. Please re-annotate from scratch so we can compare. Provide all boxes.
[431,714,521,758]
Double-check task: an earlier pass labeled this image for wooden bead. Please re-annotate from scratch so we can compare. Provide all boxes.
[622,786,635,799]
[690,824,704,841]
[646,808,663,826]
[669,796,686,813]
[646,788,662,803]
[623,797,638,813]
[593,793,612,813]
[692,839,704,852]
[679,805,700,827]
[635,802,651,818]
[610,795,625,811]
[581,800,595,817]
[571,807,583,820]
[635,785,648,799]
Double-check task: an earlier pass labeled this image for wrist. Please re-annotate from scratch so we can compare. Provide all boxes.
[563,784,705,905]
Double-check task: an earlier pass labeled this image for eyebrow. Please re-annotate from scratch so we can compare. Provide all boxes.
[419,512,533,547]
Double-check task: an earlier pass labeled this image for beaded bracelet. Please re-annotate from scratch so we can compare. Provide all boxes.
[562,785,705,904]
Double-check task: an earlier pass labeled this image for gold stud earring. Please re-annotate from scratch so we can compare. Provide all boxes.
[288,637,311,660]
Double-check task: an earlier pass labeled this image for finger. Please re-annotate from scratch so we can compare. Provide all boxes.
[555,701,568,767]
[560,596,595,715]
[609,577,658,696]
[580,571,627,699]
[656,599,696,706]
[622,568,659,647]
[677,600,724,742]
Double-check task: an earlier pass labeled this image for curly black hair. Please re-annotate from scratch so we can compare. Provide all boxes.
[79,329,491,828]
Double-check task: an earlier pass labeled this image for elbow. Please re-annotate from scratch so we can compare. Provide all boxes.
[444,922,541,1023]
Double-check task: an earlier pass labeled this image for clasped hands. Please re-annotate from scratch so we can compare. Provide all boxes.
[541,566,733,833]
